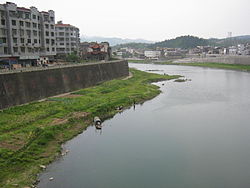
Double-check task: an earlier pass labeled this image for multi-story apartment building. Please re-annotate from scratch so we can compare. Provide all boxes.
[0,2,56,66]
[55,21,80,57]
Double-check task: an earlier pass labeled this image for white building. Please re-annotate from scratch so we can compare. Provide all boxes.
[144,50,161,59]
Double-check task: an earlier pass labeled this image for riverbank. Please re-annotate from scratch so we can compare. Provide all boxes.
[128,60,250,72]
[0,68,180,188]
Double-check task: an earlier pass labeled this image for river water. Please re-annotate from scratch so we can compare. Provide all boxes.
[38,64,250,188]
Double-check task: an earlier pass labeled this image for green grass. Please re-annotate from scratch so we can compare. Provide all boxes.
[0,68,180,188]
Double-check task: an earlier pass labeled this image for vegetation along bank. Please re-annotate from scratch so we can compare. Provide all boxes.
[0,68,180,188]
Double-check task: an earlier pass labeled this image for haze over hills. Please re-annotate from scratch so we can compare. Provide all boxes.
[81,36,154,46]
[112,35,250,49]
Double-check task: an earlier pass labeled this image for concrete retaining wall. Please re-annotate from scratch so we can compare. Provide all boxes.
[0,60,129,109]
[174,56,250,65]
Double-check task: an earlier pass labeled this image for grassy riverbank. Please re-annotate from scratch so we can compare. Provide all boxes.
[128,60,250,72]
[0,69,180,188]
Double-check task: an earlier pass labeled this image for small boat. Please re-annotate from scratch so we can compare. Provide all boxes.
[94,116,102,129]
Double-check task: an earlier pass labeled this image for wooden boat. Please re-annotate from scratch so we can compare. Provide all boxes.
[94,116,102,129]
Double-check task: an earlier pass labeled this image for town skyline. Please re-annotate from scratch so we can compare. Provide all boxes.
[14,0,250,41]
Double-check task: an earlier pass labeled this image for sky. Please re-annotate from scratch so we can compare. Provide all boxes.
[12,0,250,41]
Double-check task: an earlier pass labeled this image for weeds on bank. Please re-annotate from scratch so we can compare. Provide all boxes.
[0,68,180,188]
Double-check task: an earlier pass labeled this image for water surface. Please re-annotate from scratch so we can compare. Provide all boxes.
[38,64,250,188]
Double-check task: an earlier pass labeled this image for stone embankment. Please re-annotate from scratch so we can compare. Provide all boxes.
[0,60,129,109]
[173,55,250,65]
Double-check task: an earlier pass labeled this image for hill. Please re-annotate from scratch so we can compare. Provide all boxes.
[112,43,150,50]
[81,36,154,46]
[208,35,250,47]
[149,35,208,49]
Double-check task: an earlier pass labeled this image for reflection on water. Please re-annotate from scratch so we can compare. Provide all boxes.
[38,64,250,188]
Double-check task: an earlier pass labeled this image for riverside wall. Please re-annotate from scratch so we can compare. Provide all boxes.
[0,60,129,109]
[174,55,250,65]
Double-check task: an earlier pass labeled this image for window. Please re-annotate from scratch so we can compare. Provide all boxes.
[4,47,8,54]
[13,38,18,43]
[12,29,17,35]
[52,47,55,52]
[0,28,6,35]
[47,48,50,52]
[25,13,30,19]
[38,24,40,29]
[17,11,23,19]
[19,20,24,26]
[60,43,64,45]
[51,25,54,29]
[1,19,5,25]
[50,17,54,21]
[27,39,31,43]
[13,47,18,53]
[28,48,32,52]
[26,30,31,36]
[46,39,50,44]
[51,32,54,37]
[21,47,25,53]
[20,38,25,43]
[12,20,16,26]
[51,39,55,45]
[46,31,49,36]
[33,30,38,36]
[34,39,38,43]
[45,24,49,29]
[44,15,49,22]
[32,23,37,28]
[59,32,64,36]
[9,11,17,17]
[38,16,40,21]
[20,29,24,36]
[32,15,36,19]
[0,37,7,43]
[25,22,31,28]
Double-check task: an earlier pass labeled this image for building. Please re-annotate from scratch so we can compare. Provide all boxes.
[0,2,56,67]
[80,42,111,61]
[55,21,80,57]
[144,50,161,59]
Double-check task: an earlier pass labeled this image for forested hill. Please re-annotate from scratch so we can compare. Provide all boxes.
[149,35,208,49]
[112,35,250,50]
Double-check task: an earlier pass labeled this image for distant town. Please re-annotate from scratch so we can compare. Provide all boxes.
[113,35,250,61]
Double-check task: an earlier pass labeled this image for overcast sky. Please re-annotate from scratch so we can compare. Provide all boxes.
[14,0,250,41]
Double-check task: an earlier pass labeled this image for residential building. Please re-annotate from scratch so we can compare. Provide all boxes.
[55,21,80,57]
[80,42,111,60]
[144,50,161,59]
[0,2,56,66]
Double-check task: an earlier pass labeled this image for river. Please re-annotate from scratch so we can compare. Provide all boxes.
[38,64,250,188]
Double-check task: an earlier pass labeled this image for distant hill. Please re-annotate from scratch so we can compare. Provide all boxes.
[106,35,250,50]
[81,36,154,46]
[112,43,150,50]
[149,35,208,49]
[208,35,250,47]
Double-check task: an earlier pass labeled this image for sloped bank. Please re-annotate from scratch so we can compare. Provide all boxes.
[0,69,180,188]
